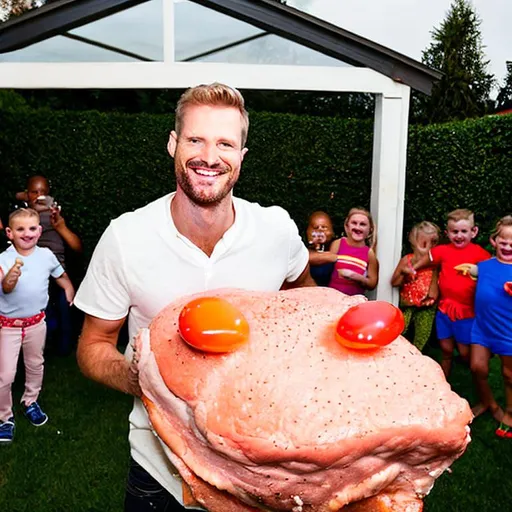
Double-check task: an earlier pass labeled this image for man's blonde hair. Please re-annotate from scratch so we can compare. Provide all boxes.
[447,208,475,226]
[8,207,39,226]
[175,83,249,146]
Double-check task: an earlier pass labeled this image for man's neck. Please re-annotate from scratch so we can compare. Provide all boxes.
[171,191,235,257]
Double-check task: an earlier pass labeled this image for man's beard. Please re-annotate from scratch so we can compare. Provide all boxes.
[175,160,238,206]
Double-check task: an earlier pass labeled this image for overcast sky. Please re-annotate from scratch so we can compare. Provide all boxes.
[290,0,510,89]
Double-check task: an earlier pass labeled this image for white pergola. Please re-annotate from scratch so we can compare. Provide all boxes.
[0,0,441,305]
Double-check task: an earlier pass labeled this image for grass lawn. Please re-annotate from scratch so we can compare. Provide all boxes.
[0,346,511,512]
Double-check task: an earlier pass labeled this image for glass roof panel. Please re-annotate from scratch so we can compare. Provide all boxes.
[174,0,263,61]
[0,0,162,63]
[192,33,347,67]
[0,0,350,67]
[69,0,163,61]
[0,34,139,62]
[175,1,348,67]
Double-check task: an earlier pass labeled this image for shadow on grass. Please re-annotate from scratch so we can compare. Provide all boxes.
[0,346,510,511]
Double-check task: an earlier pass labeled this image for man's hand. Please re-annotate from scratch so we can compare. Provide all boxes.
[128,336,142,397]
[2,258,23,293]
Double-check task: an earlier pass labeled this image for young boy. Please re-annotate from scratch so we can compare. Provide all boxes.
[413,209,490,379]
[20,175,82,355]
[0,208,74,443]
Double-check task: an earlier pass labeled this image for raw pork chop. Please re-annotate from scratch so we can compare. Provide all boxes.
[137,287,472,512]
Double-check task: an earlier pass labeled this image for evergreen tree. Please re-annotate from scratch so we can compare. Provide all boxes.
[0,1,42,21]
[417,0,494,123]
[496,61,512,111]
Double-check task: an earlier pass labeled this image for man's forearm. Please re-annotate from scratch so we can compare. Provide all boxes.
[77,339,141,397]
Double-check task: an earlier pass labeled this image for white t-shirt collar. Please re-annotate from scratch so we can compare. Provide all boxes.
[162,192,242,259]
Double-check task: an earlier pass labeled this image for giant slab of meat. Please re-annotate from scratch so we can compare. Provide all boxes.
[136,287,472,512]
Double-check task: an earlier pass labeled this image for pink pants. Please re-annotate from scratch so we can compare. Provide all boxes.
[0,319,47,422]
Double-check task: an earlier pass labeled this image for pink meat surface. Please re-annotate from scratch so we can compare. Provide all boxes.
[137,287,472,511]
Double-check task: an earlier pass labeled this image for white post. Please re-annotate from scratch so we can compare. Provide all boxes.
[370,85,410,305]
[163,0,175,63]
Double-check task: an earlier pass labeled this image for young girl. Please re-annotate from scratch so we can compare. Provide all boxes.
[306,211,336,287]
[327,207,379,296]
[469,215,512,437]
[391,221,440,351]
[0,208,75,443]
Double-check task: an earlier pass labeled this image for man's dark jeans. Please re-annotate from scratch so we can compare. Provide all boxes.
[124,458,190,512]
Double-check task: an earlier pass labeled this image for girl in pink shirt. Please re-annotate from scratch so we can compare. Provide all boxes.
[328,207,379,296]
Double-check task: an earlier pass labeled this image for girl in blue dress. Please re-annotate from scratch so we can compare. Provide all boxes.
[470,215,512,438]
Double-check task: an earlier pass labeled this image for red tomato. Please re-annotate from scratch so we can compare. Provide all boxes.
[336,301,405,351]
[504,282,512,297]
[178,297,250,353]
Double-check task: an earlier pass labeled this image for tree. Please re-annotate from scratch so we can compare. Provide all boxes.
[496,61,512,111]
[416,0,494,123]
[0,1,43,21]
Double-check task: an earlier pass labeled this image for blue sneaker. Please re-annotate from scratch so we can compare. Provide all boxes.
[0,417,15,443]
[23,401,48,427]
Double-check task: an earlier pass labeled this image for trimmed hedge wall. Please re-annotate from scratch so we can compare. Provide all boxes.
[1,108,511,268]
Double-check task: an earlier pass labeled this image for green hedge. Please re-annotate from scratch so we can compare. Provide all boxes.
[1,108,510,267]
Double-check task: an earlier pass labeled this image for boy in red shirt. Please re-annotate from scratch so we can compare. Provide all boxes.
[414,209,490,379]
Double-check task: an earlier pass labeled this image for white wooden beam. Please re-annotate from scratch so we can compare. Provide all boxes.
[0,62,402,94]
[370,85,410,305]
[162,0,175,63]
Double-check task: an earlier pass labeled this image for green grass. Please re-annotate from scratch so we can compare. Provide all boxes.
[0,353,132,512]
[0,348,510,512]
[423,346,512,512]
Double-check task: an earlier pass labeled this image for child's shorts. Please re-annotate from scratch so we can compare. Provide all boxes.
[435,311,473,345]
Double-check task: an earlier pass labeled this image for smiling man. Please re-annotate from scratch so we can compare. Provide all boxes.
[74,83,315,512]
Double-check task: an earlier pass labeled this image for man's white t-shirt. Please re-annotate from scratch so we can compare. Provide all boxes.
[74,193,309,506]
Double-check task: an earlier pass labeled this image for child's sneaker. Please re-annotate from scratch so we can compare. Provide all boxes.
[0,417,15,443]
[23,401,48,426]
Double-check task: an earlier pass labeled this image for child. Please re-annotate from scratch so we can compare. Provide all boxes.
[328,207,379,296]
[0,208,74,443]
[468,215,512,435]
[413,208,490,379]
[391,221,440,351]
[306,211,335,286]
[22,175,82,355]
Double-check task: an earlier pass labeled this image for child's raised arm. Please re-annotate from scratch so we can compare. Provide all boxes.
[308,251,337,265]
[55,272,75,304]
[412,252,431,272]
[391,255,411,287]
[1,259,23,294]
[422,268,439,306]
[50,207,82,253]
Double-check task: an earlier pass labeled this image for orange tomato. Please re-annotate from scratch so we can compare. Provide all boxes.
[178,297,250,353]
[504,282,512,297]
[336,301,404,351]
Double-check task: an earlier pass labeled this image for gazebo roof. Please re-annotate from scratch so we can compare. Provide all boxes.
[0,0,441,95]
